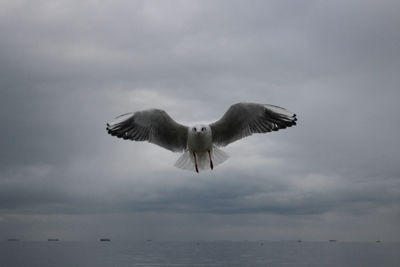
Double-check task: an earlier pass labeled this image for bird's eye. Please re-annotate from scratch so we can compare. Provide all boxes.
[193,127,197,132]
[201,127,206,131]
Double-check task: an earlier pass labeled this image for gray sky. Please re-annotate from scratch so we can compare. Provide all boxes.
[1,0,400,241]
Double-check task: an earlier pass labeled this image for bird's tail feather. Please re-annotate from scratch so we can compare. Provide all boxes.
[174,145,229,172]
[212,145,230,166]
[174,150,194,171]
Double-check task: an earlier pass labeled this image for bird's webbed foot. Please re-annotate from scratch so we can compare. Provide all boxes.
[193,152,199,173]
[208,150,213,170]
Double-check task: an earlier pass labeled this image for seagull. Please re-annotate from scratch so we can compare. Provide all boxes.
[106,102,297,173]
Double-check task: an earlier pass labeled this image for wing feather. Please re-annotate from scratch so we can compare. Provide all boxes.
[210,103,297,147]
[106,109,188,152]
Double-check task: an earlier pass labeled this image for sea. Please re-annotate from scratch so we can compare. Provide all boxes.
[1,240,399,267]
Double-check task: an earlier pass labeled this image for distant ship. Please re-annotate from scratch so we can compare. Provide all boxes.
[329,240,337,242]
[298,240,302,243]
[7,238,19,241]
[100,238,111,242]
[376,240,382,243]
[48,238,59,241]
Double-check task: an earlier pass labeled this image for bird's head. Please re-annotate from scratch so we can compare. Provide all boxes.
[191,124,211,137]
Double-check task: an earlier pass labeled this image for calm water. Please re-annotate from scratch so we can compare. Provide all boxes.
[1,241,399,267]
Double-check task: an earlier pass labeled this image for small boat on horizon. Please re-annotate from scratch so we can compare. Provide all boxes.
[7,238,19,241]
[329,240,337,242]
[48,238,59,241]
[100,238,111,242]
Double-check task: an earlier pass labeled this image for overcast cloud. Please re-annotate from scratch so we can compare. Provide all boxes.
[1,0,400,241]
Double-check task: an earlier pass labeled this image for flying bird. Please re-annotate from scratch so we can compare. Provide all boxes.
[106,102,297,173]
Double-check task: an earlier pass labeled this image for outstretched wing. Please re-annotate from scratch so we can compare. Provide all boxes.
[106,109,188,152]
[210,103,297,147]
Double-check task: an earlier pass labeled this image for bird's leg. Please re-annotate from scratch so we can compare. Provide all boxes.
[193,152,199,173]
[208,150,213,170]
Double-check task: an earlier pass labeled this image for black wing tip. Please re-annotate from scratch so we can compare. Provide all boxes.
[284,112,297,125]
[286,118,297,128]
[289,114,297,124]
[106,123,114,133]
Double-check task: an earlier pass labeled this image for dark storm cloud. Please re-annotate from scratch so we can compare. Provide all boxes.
[1,0,400,240]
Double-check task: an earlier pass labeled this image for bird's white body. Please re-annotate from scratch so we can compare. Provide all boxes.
[175,124,229,171]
